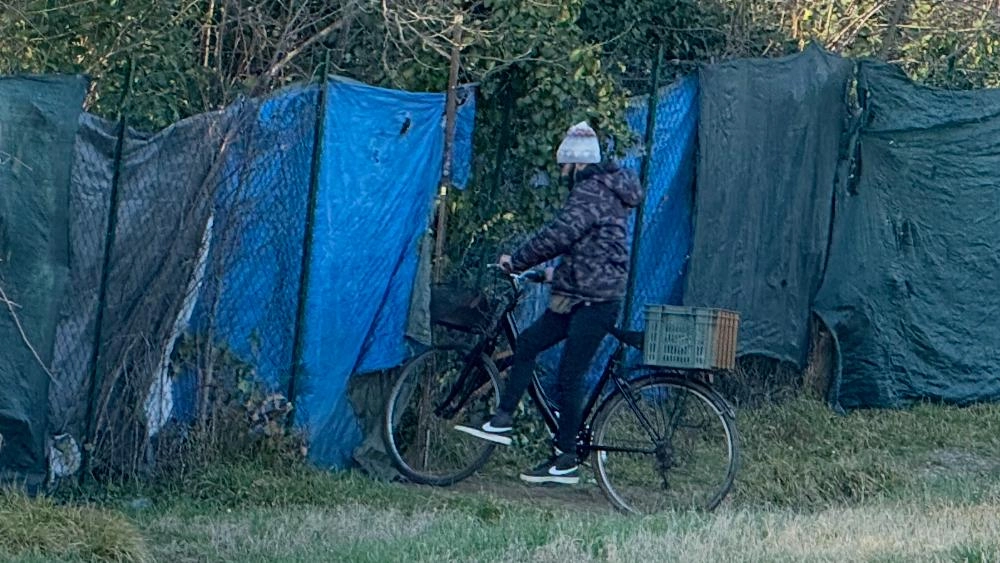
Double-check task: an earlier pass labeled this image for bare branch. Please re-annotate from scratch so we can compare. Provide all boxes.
[0,282,55,381]
[265,17,347,81]
[828,1,891,50]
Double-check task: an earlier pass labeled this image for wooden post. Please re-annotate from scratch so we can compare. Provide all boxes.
[432,15,464,283]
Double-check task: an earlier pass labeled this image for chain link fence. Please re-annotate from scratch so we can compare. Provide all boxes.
[32,65,477,484]
[42,79,322,482]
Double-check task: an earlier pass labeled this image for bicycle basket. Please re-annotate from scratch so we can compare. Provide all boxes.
[642,305,740,370]
[430,284,494,333]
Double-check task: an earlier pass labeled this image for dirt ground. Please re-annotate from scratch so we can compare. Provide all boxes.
[444,468,618,513]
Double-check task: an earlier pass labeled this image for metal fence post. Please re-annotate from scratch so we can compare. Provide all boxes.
[475,77,515,287]
[80,60,134,483]
[287,51,331,419]
[622,44,665,332]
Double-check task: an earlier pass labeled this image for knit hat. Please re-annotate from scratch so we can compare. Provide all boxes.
[556,121,601,164]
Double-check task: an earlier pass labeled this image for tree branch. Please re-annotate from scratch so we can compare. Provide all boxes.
[0,282,55,381]
[264,17,347,81]
[879,0,911,59]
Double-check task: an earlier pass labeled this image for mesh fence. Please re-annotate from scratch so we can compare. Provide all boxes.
[39,74,476,481]
[622,76,698,330]
[183,87,317,416]
[50,114,117,444]
[53,106,244,477]
[44,85,321,480]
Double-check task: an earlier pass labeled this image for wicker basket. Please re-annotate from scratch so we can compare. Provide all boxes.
[642,305,740,370]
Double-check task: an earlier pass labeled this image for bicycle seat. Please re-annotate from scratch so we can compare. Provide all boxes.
[609,327,643,350]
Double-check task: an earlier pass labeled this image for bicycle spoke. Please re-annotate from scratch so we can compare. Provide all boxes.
[665,386,688,443]
[385,347,501,485]
[620,380,664,442]
[592,376,739,514]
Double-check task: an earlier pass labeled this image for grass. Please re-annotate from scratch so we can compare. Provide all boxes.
[737,399,1000,506]
[4,397,1000,562]
[0,489,149,563]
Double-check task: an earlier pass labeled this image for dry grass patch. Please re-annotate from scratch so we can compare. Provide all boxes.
[135,496,1000,562]
[142,503,436,561]
[0,489,149,563]
[600,500,1000,562]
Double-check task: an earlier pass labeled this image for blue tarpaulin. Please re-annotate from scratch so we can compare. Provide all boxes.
[181,79,475,468]
[299,79,475,467]
[623,76,697,329]
[516,76,698,398]
[195,88,316,393]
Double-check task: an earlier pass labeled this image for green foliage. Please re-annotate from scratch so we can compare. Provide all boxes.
[0,1,213,129]
[733,0,1000,90]
[581,0,727,85]
[896,1,1000,89]
[5,0,1000,280]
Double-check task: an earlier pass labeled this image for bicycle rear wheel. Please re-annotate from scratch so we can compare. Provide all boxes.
[590,374,740,514]
[383,346,501,486]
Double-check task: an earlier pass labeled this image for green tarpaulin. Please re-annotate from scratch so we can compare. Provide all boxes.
[0,75,86,488]
[817,61,1000,409]
[686,46,853,366]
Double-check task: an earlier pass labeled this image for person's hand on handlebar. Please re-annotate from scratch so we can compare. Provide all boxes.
[495,254,553,284]
[498,254,513,272]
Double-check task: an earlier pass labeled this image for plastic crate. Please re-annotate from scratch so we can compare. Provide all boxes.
[642,305,740,370]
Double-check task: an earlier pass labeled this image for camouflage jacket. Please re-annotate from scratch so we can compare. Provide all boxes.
[511,162,643,302]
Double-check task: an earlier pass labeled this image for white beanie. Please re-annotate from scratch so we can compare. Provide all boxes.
[556,121,601,164]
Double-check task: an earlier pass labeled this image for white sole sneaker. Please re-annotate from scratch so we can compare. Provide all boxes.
[453,424,512,446]
[520,473,580,485]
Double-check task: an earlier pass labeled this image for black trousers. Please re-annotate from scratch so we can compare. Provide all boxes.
[498,300,620,455]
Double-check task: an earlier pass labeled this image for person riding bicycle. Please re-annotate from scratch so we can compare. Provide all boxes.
[455,121,643,485]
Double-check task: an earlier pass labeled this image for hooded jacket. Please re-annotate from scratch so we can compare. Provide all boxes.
[511,162,643,302]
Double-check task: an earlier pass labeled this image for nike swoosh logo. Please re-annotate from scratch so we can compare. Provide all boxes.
[548,466,577,476]
[483,422,511,432]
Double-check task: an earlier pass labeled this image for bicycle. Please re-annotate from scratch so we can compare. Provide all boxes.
[383,267,741,514]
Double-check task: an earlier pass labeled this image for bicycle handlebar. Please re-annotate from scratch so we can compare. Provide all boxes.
[487,263,547,287]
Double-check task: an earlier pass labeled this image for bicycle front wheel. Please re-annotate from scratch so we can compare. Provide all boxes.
[591,374,740,514]
[383,346,501,486]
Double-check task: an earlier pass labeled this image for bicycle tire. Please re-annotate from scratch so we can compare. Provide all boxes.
[383,346,501,486]
[590,373,740,514]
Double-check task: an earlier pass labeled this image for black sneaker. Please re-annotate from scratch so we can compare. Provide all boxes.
[519,452,579,485]
[453,412,513,446]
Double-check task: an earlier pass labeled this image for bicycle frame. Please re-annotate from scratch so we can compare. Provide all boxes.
[440,270,668,456]
[491,278,660,453]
